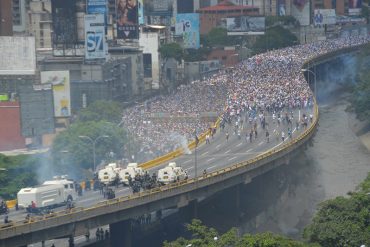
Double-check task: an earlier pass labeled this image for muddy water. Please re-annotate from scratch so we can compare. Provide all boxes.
[234,94,370,238]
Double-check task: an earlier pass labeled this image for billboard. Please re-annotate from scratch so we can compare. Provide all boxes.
[52,0,78,45]
[292,0,310,26]
[86,0,108,29]
[138,0,144,24]
[277,0,286,16]
[0,36,36,75]
[116,0,139,39]
[41,71,71,117]
[85,14,107,60]
[314,9,336,25]
[175,13,200,49]
[226,16,265,35]
[348,0,362,15]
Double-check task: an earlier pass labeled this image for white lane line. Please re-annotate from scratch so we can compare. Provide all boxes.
[183,159,192,164]
[208,165,217,170]
[247,148,254,152]
[258,141,264,146]
[185,167,193,171]
[236,142,243,147]
[228,156,238,161]
[201,151,209,156]
[216,144,221,149]
[206,157,215,163]
[225,149,231,154]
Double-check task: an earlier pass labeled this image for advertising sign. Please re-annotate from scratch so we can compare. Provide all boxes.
[277,0,286,16]
[87,0,108,29]
[176,13,200,49]
[292,0,310,26]
[138,0,144,24]
[41,71,71,117]
[85,14,107,60]
[313,9,336,25]
[0,36,36,75]
[116,0,139,39]
[226,16,265,35]
[348,0,362,15]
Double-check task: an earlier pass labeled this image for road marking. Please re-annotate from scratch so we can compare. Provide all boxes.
[216,144,221,149]
[206,157,215,163]
[185,167,193,171]
[183,159,192,164]
[208,165,217,170]
[236,142,243,147]
[258,141,264,146]
[201,151,209,156]
[225,149,231,154]
[228,156,238,161]
[247,148,253,152]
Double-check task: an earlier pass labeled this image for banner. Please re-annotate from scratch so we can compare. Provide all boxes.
[0,36,36,75]
[52,0,77,45]
[85,14,107,59]
[138,0,144,24]
[86,0,108,30]
[116,0,139,39]
[313,9,336,25]
[226,16,265,35]
[277,0,286,16]
[349,0,362,15]
[292,0,310,26]
[41,71,71,117]
[176,13,200,49]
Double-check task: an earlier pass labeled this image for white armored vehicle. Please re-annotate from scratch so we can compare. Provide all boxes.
[17,175,77,209]
[98,163,121,185]
[157,162,188,185]
[119,163,145,185]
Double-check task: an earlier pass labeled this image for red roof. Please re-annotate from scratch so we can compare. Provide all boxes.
[197,0,257,12]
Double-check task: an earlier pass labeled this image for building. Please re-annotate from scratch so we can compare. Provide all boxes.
[12,0,28,33]
[28,0,53,48]
[0,102,26,151]
[0,0,13,36]
[197,0,259,35]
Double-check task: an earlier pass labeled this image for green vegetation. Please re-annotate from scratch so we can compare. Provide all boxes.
[163,219,318,247]
[0,154,39,199]
[349,44,370,121]
[266,16,300,27]
[303,173,370,247]
[164,173,370,247]
[51,100,132,173]
[252,26,298,54]
[158,43,184,62]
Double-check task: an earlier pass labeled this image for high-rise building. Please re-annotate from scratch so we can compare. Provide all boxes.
[0,0,13,35]
[28,0,53,48]
[12,0,28,32]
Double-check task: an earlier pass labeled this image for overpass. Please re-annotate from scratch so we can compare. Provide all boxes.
[0,42,366,247]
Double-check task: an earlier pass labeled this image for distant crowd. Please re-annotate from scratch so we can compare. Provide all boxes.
[121,36,370,162]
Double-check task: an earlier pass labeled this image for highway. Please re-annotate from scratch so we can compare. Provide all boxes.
[2,108,313,247]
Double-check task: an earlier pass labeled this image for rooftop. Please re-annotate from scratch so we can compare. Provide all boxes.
[197,0,257,12]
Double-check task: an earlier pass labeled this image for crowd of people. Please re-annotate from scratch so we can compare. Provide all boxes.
[121,36,370,163]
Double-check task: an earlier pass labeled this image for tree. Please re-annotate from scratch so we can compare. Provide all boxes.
[252,26,298,54]
[163,219,317,247]
[159,43,184,63]
[202,27,239,48]
[0,154,39,199]
[304,173,370,247]
[51,121,127,173]
[183,47,210,62]
[78,100,122,124]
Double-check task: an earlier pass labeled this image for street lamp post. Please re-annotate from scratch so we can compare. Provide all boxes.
[79,135,109,172]
[301,68,317,100]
